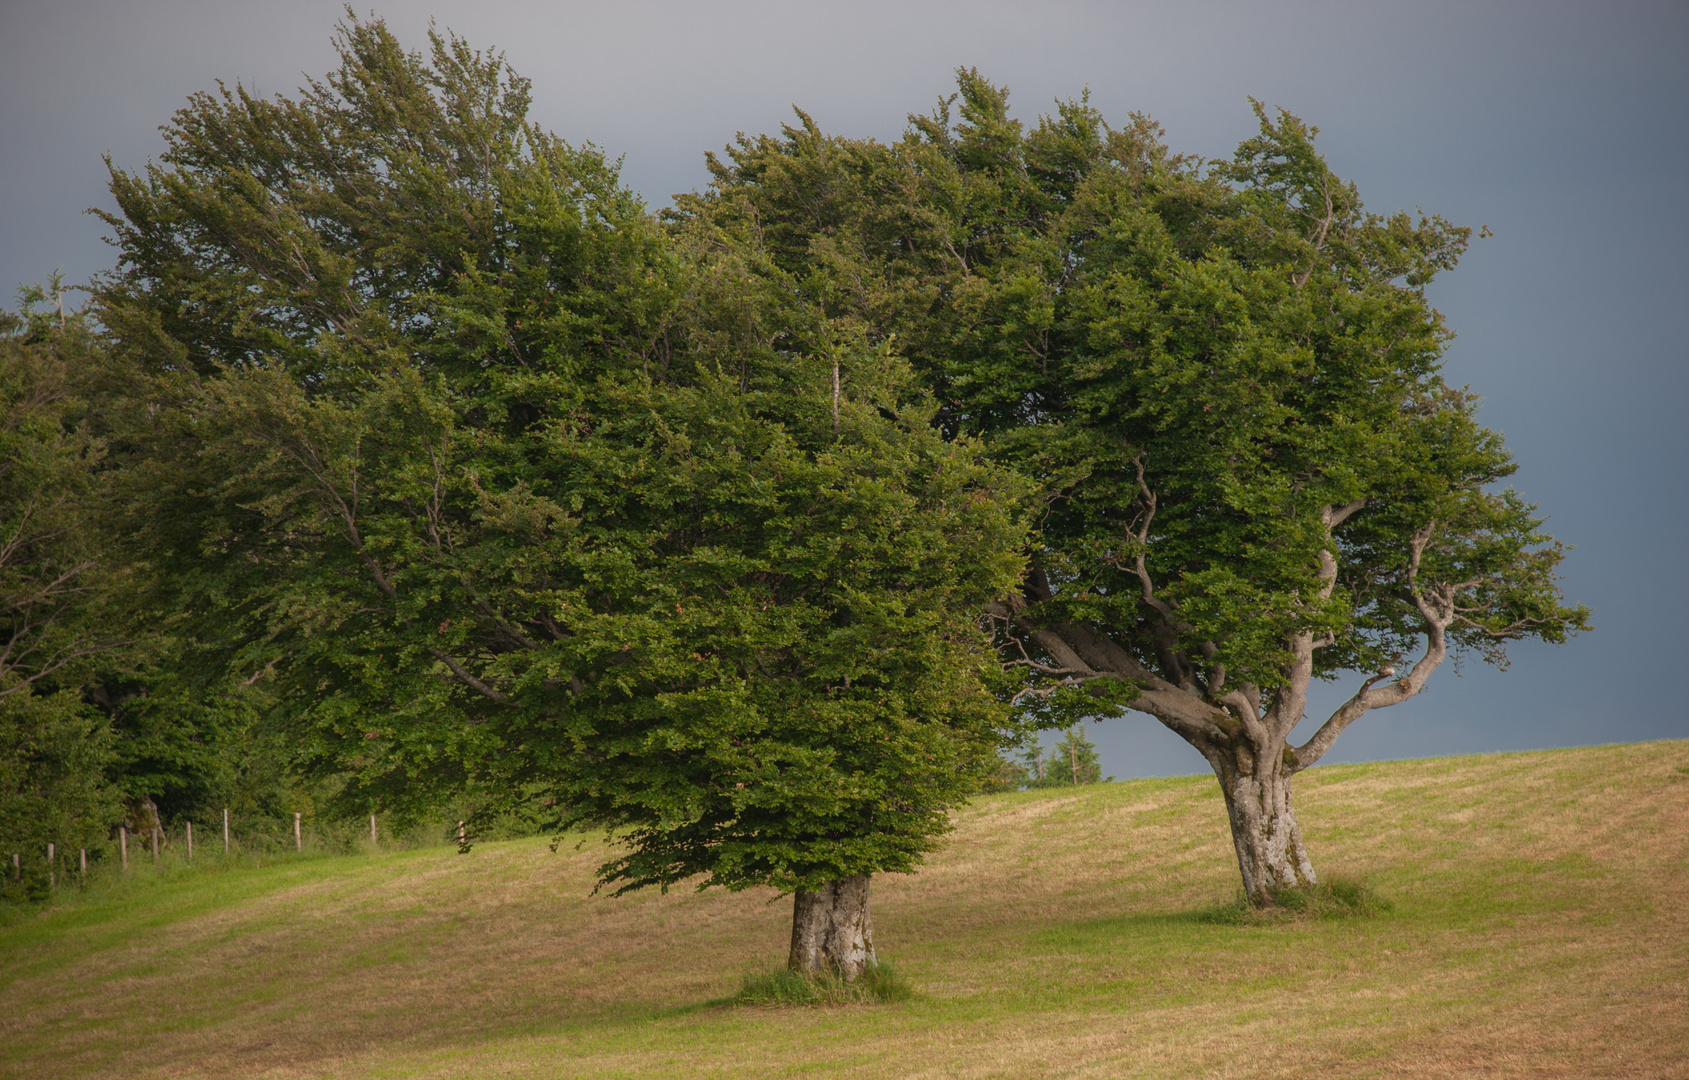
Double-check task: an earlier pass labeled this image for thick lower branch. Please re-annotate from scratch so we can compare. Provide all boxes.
[1291,617,1447,772]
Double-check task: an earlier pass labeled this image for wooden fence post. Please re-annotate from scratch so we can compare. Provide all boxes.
[457,820,466,847]
[370,814,378,846]
[186,821,193,862]
[80,848,87,880]
[120,826,128,872]
[151,828,160,866]
[47,843,54,889]
[294,812,302,852]
[223,807,230,854]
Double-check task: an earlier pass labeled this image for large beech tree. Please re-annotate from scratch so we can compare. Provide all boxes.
[96,20,1027,976]
[680,74,1590,904]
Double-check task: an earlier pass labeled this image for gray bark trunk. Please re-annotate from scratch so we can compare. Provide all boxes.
[123,797,162,838]
[788,874,876,980]
[1215,751,1317,905]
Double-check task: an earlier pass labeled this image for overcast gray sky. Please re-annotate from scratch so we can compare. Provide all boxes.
[3,0,1685,778]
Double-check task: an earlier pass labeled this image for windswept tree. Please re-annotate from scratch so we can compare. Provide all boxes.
[96,18,1027,977]
[679,74,1589,905]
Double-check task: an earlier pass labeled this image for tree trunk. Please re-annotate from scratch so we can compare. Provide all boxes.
[124,798,163,843]
[788,874,876,980]
[1215,750,1317,905]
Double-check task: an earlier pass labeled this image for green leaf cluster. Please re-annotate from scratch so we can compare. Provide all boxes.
[679,74,1589,706]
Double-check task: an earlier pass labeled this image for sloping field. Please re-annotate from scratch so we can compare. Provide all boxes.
[2,741,1685,1079]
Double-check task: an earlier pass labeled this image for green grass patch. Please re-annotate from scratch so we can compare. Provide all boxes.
[733,960,916,1007]
[1,740,1686,1079]
[1196,875,1396,925]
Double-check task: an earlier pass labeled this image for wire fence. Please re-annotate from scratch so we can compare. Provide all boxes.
[1,811,469,904]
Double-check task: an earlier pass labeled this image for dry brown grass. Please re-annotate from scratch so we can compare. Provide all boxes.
[2,740,1685,1079]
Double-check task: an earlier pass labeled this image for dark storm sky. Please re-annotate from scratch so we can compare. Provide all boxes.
[2,0,1684,778]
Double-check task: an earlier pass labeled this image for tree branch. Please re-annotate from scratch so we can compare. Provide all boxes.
[1292,174,1336,289]
[1325,498,1368,528]
[1128,454,1189,629]
[1289,523,1449,771]
[429,648,507,702]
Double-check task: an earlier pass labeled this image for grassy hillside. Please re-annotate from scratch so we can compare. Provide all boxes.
[2,741,1686,1079]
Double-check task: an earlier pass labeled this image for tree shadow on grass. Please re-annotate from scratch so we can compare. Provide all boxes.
[1035,877,1396,951]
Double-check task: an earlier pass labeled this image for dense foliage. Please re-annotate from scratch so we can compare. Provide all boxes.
[0,286,117,707]
[91,18,1030,899]
[0,287,126,891]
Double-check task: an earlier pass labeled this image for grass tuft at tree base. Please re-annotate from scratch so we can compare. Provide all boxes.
[1198,875,1394,925]
[733,960,915,1007]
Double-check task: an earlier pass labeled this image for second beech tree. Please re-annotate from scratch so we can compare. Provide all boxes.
[683,73,1589,906]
